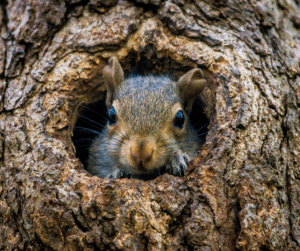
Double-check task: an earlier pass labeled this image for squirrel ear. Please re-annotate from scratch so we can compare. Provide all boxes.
[177,68,207,113]
[103,57,124,107]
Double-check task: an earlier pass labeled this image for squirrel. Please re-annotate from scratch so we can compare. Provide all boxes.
[86,57,207,180]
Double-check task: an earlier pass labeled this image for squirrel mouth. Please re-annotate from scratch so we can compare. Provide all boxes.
[136,162,146,170]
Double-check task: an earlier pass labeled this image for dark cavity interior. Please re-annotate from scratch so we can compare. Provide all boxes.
[190,98,210,145]
[72,99,107,166]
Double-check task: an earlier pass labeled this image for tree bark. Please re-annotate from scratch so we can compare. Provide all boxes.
[0,0,300,250]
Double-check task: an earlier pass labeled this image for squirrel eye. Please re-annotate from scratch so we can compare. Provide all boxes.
[108,107,117,125]
[173,110,185,129]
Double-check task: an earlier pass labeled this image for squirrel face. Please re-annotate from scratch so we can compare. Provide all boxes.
[101,57,206,177]
[106,77,189,174]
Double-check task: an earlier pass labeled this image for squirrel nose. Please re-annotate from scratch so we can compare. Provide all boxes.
[130,143,154,168]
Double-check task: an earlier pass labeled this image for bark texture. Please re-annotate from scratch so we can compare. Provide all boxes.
[0,0,300,250]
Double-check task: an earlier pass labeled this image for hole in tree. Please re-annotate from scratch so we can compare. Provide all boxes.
[73,94,210,179]
[72,63,210,179]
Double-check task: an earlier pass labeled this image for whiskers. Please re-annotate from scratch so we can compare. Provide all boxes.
[75,113,105,131]
[79,104,106,118]
[194,121,210,134]
[73,105,108,161]
[156,121,210,156]
[105,125,129,156]
[74,126,102,135]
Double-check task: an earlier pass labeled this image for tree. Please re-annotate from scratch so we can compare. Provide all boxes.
[0,0,300,250]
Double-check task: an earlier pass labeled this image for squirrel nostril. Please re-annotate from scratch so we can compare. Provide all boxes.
[130,148,139,162]
[143,148,154,164]
[130,146,154,167]
[130,147,142,166]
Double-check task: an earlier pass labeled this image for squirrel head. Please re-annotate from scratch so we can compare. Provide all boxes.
[102,57,206,176]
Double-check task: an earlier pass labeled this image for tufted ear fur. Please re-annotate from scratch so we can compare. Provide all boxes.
[177,68,207,114]
[103,57,124,108]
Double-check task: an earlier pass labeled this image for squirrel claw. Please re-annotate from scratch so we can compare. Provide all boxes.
[166,164,172,175]
[108,169,132,179]
[166,150,189,177]
[117,169,131,179]
[117,170,124,178]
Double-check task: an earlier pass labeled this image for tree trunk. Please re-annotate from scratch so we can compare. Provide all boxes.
[0,0,300,250]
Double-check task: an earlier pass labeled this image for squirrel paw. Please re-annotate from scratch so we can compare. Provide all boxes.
[109,169,132,179]
[166,150,189,177]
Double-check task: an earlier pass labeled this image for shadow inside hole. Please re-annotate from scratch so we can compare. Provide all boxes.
[190,98,210,144]
[125,55,173,76]
[72,99,107,166]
